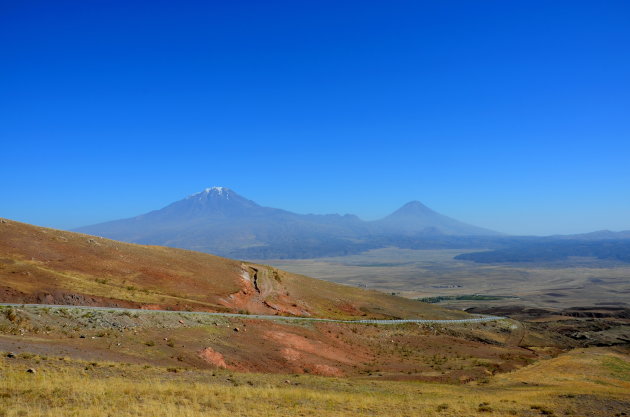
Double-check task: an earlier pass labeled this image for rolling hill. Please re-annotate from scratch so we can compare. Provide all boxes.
[0,217,468,320]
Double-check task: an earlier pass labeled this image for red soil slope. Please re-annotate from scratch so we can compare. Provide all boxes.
[0,218,467,319]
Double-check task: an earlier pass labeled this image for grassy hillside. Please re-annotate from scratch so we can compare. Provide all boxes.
[1,346,627,417]
[2,303,627,416]
[0,305,534,379]
[0,218,467,320]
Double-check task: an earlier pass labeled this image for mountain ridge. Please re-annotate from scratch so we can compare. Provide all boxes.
[73,187,500,258]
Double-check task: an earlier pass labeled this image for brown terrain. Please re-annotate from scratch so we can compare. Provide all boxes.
[0,217,568,380]
[0,217,466,320]
[0,304,545,381]
[265,247,630,311]
[0,218,628,417]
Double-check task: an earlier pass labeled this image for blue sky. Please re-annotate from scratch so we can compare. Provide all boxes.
[1,0,629,235]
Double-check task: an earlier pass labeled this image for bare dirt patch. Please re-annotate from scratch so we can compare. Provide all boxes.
[198,347,229,368]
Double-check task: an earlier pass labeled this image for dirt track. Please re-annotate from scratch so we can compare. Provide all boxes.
[0,303,504,325]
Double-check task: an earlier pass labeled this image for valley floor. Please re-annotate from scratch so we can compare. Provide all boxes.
[263,247,630,311]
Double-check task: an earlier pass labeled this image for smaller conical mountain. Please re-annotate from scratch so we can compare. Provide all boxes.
[373,201,498,236]
[74,187,498,258]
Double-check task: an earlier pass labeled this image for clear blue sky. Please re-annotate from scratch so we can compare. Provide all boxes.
[1,1,629,235]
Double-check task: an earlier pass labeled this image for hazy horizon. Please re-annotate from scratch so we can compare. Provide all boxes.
[2,1,629,235]
[2,184,628,237]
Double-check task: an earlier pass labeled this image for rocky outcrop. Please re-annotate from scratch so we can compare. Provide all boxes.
[198,347,229,369]
[217,264,311,316]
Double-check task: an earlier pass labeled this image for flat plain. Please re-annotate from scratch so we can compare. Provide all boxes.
[264,247,630,311]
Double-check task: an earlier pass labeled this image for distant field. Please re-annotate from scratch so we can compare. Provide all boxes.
[263,247,630,310]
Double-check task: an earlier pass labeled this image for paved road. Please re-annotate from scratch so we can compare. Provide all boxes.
[0,303,505,325]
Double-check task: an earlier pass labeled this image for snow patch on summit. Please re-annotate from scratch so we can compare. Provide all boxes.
[188,186,230,199]
[205,186,225,194]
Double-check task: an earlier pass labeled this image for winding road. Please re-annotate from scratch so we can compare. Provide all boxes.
[0,303,505,325]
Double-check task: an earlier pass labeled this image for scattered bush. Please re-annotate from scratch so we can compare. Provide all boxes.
[478,402,493,412]
[531,405,555,415]
[18,353,36,360]
[5,308,18,322]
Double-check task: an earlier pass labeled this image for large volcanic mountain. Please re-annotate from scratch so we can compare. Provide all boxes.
[74,187,498,258]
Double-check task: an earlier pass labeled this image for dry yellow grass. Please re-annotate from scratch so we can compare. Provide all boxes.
[1,348,628,417]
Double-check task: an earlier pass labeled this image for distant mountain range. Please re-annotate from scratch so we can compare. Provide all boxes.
[72,187,630,262]
[73,187,499,258]
[455,231,630,264]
